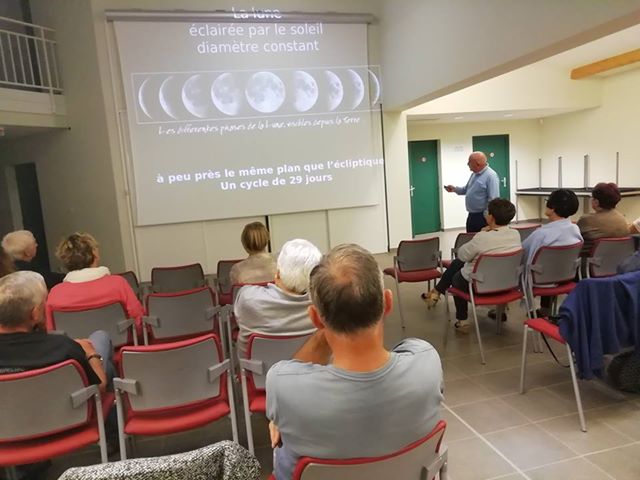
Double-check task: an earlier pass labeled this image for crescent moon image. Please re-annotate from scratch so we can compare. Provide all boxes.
[367,69,381,106]
[292,70,318,112]
[347,69,365,110]
[159,75,189,120]
[245,71,286,114]
[323,70,344,111]
[182,74,217,119]
[137,76,167,121]
[211,73,242,116]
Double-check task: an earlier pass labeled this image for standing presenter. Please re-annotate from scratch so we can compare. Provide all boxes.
[445,151,500,232]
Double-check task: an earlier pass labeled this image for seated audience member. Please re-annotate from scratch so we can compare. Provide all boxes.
[2,230,64,289]
[229,222,277,286]
[266,244,443,480]
[578,182,628,255]
[0,246,16,278]
[0,271,112,393]
[522,189,582,316]
[628,215,640,234]
[423,198,521,333]
[234,238,321,357]
[45,233,143,331]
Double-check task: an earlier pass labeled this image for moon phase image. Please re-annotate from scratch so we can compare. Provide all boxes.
[245,71,286,114]
[345,69,365,110]
[323,70,344,111]
[137,76,168,121]
[211,73,242,116]
[292,71,318,113]
[159,75,189,120]
[367,69,381,105]
[182,74,217,119]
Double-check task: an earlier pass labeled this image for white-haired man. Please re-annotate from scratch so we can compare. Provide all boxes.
[2,230,64,289]
[234,239,322,357]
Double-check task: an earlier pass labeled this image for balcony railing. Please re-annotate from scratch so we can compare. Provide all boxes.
[0,15,63,95]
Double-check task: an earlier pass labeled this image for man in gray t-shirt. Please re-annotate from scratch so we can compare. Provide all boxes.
[266,245,443,480]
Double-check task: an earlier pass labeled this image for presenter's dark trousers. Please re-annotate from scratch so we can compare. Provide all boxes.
[466,212,487,233]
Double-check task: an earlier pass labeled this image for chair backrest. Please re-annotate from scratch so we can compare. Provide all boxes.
[118,334,227,413]
[0,360,92,442]
[293,420,446,480]
[453,232,475,251]
[118,271,141,298]
[216,259,243,295]
[472,249,524,294]
[151,263,205,293]
[245,333,313,391]
[511,224,541,243]
[588,237,635,277]
[396,238,440,272]
[145,287,217,342]
[530,242,583,285]
[52,302,132,347]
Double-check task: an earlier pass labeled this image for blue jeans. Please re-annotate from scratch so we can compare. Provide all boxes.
[88,330,115,387]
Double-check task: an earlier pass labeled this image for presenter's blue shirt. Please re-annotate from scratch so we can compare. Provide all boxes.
[455,166,500,213]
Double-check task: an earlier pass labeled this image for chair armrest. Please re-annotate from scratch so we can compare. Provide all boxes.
[116,319,135,333]
[205,306,221,321]
[468,272,484,282]
[426,443,448,479]
[70,384,99,408]
[139,281,152,295]
[142,315,160,327]
[587,256,601,267]
[239,358,265,375]
[114,377,139,395]
[205,273,217,289]
[208,359,230,382]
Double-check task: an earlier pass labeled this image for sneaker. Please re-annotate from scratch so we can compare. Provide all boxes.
[454,320,470,334]
[488,309,507,322]
[421,289,441,309]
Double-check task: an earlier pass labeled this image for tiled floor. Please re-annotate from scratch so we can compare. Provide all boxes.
[36,234,640,479]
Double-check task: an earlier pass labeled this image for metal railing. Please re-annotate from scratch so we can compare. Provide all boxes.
[0,15,63,95]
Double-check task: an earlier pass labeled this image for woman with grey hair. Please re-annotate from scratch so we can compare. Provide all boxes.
[1,230,64,289]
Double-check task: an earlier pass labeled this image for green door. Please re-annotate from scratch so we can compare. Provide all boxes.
[472,134,510,199]
[408,140,441,236]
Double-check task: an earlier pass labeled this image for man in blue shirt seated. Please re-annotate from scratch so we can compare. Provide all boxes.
[445,151,500,232]
[522,188,582,317]
[266,244,443,480]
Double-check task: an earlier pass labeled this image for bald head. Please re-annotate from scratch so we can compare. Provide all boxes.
[467,151,488,173]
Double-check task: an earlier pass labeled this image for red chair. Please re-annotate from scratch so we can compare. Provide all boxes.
[240,333,313,454]
[586,237,635,278]
[511,223,541,243]
[117,271,142,300]
[268,420,447,480]
[151,263,205,293]
[520,318,586,432]
[445,250,524,364]
[383,238,442,330]
[0,360,109,470]
[114,334,238,460]
[215,260,243,305]
[442,232,475,268]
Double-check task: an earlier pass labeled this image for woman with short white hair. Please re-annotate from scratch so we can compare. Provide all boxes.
[1,230,37,262]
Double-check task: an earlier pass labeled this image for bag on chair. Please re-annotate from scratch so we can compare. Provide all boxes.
[607,350,640,393]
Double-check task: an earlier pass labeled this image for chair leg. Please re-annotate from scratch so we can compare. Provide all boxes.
[567,343,587,432]
[443,292,451,347]
[115,391,128,460]
[240,372,255,454]
[94,394,108,463]
[520,326,529,394]
[393,280,406,331]
[227,374,239,443]
[470,303,486,365]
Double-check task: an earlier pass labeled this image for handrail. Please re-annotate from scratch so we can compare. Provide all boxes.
[0,15,55,32]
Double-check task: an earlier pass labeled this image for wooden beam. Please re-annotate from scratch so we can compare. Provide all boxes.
[571,48,640,79]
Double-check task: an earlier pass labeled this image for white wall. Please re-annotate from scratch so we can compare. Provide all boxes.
[408,119,542,228]
[541,67,640,222]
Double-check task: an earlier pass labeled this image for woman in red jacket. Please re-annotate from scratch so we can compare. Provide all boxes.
[45,233,143,330]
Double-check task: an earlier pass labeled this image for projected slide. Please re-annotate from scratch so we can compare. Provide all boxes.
[114,19,383,226]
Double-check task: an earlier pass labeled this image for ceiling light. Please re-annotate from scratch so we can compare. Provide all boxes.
[504,113,514,117]
[454,116,464,120]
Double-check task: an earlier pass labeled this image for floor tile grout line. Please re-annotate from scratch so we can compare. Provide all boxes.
[442,402,533,480]
[522,456,618,480]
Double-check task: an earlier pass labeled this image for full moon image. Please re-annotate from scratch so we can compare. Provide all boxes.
[211,73,242,116]
[182,74,217,119]
[159,75,189,120]
[245,71,286,114]
[292,70,318,112]
[138,76,167,121]
[346,69,365,109]
[323,70,344,111]
[367,69,381,105]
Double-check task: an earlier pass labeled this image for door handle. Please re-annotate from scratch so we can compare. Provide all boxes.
[502,177,507,187]
[409,185,415,197]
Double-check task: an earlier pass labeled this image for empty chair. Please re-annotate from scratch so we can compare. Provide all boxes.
[114,334,238,460]
[511,223,541,243]
[269,420,447,480]
[0,360,108,470]
[445,250,524,364]
[151,263,205,293]
[118,271,142,300]
[59,441,261,480]
[51,302,137,347]
[216,260,242,305]
[143,287,219,345]
[240,333,313,454]
[586,236,635,278]
[442,233,476,268]
[383,238,441,330]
